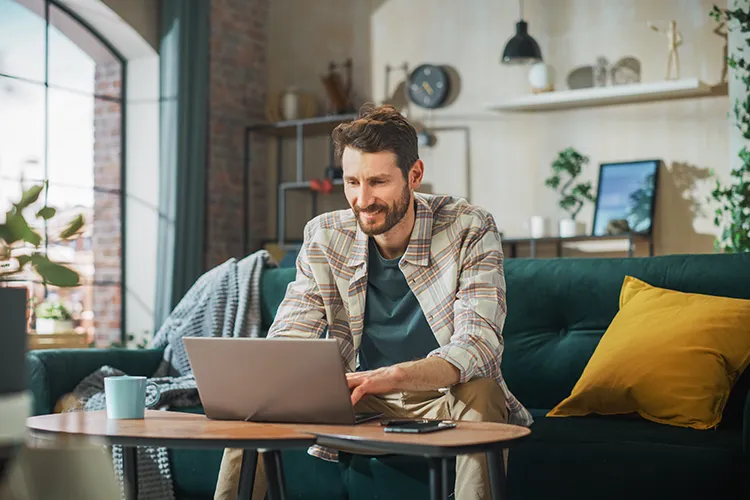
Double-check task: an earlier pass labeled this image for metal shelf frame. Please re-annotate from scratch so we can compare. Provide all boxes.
[243,114,356,253]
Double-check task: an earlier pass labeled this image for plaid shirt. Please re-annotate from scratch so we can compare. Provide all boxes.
[269,193,533,461]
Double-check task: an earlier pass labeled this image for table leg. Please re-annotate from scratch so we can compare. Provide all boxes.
[440,457,450,498]
[237,450,258,500]
[262,450,287,500]
[427,457,448,500]
[486,447,507,500]
[122,446,138,500]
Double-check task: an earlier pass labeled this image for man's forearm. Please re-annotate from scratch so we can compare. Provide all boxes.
[389,357,461,392]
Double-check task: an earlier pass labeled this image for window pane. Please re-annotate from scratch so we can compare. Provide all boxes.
[46,185,121,346]
[0,77,45,185]
[47,87,94,192]
[48,89,122,193]
[0,0,45,83]
[48,4,122,98]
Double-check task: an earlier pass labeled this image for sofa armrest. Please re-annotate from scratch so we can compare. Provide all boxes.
[26,348,165,416]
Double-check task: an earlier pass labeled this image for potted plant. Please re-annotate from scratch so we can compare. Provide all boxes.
[0,182,83,476]
[0,181,83,333]
[709,4,750,253]
[34,300,74,334]
[545,147,597,237]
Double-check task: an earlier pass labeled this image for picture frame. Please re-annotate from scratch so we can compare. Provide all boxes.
[591,159,660,237]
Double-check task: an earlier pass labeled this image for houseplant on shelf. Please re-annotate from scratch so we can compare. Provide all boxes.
[709,4,750,253]
[545,147,597,237]
[34,300,74,334]
[0,182,83,480]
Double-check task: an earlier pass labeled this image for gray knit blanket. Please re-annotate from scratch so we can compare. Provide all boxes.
[66,250,277,500]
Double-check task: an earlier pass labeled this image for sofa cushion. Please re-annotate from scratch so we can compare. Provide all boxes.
[500,253,750,413]
[506,409,747,500]
[526,408,742,450]
[547,276,750,429]
[261,267,297,332]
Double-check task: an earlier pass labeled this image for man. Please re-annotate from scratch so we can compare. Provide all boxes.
[215,104,531,500]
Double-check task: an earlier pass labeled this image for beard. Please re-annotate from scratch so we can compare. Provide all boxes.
[353,184,412,236]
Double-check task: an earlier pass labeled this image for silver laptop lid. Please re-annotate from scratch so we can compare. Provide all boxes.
[183,337,356,425]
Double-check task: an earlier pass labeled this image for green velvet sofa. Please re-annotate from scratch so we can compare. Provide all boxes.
[26,252,750,499]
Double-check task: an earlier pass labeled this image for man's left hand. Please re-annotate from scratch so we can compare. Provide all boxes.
[346,367,404,406]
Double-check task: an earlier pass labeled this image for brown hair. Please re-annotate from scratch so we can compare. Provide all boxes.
[332,104,419,179]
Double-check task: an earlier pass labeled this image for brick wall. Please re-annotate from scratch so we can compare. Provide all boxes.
[92,62,122,346]
[206,0,269,270]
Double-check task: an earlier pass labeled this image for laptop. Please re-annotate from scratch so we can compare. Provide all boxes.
[182,337,382,425]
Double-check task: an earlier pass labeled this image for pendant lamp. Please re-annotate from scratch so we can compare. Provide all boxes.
[501,0,543,65]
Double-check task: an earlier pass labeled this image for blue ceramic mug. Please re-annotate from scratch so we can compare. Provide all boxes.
[104,376,160,419]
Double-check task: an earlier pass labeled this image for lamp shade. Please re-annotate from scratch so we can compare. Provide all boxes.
[501,20,542,65]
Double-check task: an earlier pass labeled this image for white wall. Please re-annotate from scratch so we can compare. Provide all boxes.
[100,0,159,52]
[269,0,730,256]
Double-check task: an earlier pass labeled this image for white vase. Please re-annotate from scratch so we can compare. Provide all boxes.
[281,88,300,121]
[36,318,74,334]
[559,219,586,238]
[528,62,555,93]
[529,216,548,238]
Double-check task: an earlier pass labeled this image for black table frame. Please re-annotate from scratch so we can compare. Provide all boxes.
[309,434,528,500]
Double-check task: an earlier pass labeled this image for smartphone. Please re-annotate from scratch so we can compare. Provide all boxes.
[382,420,457,434]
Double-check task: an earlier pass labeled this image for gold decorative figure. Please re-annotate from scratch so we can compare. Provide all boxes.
[714,22,728,83]
[648,20,683,80]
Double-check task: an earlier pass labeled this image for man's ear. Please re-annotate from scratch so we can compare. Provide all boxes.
[409,160,424,190]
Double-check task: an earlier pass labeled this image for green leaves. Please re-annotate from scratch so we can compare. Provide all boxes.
[0,182,84,287]
[4,212,42,246]
[710,4,750,254]
[36,206,56,220]
[30,254,79,287]
[15,185,44,211]
[59,214,84,240]
[16,255,31,269]
[546,147,596,219]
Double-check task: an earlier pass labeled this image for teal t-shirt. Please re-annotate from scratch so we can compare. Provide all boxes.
[359,238,439,371]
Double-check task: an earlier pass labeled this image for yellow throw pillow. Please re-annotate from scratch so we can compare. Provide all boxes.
[547,276,750,429]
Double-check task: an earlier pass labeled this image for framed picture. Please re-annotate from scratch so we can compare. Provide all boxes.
[592,159,660,237]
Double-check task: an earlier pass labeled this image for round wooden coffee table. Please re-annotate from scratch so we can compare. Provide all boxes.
[26,410,316,500]
[292,419,531,500]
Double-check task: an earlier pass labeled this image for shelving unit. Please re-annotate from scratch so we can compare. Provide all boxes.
[244,113,357,252]
[502,233,654,259]
[486,78,724,112]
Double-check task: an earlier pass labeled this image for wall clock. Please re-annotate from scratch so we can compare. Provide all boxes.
[407,64,451,109]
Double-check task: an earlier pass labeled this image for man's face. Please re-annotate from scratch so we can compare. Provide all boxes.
[342,148,412,236]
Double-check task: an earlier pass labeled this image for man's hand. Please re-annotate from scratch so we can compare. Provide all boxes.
[346,358,460,406]
[346,366,404,406]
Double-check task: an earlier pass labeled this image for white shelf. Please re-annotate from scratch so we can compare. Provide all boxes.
[561,239,632,253]
[487,78,720,112]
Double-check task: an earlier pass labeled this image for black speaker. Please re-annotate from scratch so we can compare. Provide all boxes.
[0,287,28,482]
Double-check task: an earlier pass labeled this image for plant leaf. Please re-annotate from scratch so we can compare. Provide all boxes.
[16,255,31,268]
[30,254,80,287]
[59,214,84,239]
[36,206,56,220]
[15,185,44,210]
[6,213,42,246]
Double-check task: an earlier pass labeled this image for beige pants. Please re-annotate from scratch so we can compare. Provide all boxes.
[214,377,509,500]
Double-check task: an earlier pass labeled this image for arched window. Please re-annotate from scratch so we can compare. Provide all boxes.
[0,0,124,346]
